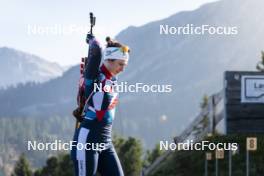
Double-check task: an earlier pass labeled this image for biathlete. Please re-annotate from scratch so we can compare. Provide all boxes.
[71,35,130,176]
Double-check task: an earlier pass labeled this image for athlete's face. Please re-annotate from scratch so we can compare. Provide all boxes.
[107,59,128,76]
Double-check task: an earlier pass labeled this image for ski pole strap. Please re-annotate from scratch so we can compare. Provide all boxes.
[81,90,94,116]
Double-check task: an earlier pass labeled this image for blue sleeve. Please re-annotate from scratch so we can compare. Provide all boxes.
[85,36,102,80]
[84,36,102,99]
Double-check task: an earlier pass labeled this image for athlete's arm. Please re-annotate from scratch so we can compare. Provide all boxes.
[85,34,102,80]
[84,34,102,98]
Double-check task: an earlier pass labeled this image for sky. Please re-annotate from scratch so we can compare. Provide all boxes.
[0,0,218,66]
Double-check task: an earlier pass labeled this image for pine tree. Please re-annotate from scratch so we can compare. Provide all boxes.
[11,153,32,176]
[193,95,210,137]
[33,154,74,176]
[118,137,143,176]
[144,143,164,167]
[200,94,209,109]
[40,156,59,176]
[57,154,74,176]
[256,51,264,71]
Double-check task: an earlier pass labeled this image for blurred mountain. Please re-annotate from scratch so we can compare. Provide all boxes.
[1,0,264,149]
[0,47,64,88]
[115,0,264,145]
[0,65,78,118]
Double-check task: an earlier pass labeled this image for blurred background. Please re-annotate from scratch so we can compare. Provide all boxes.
[1,0,264,175]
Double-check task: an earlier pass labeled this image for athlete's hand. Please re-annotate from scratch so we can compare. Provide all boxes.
[72,107,84,122]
